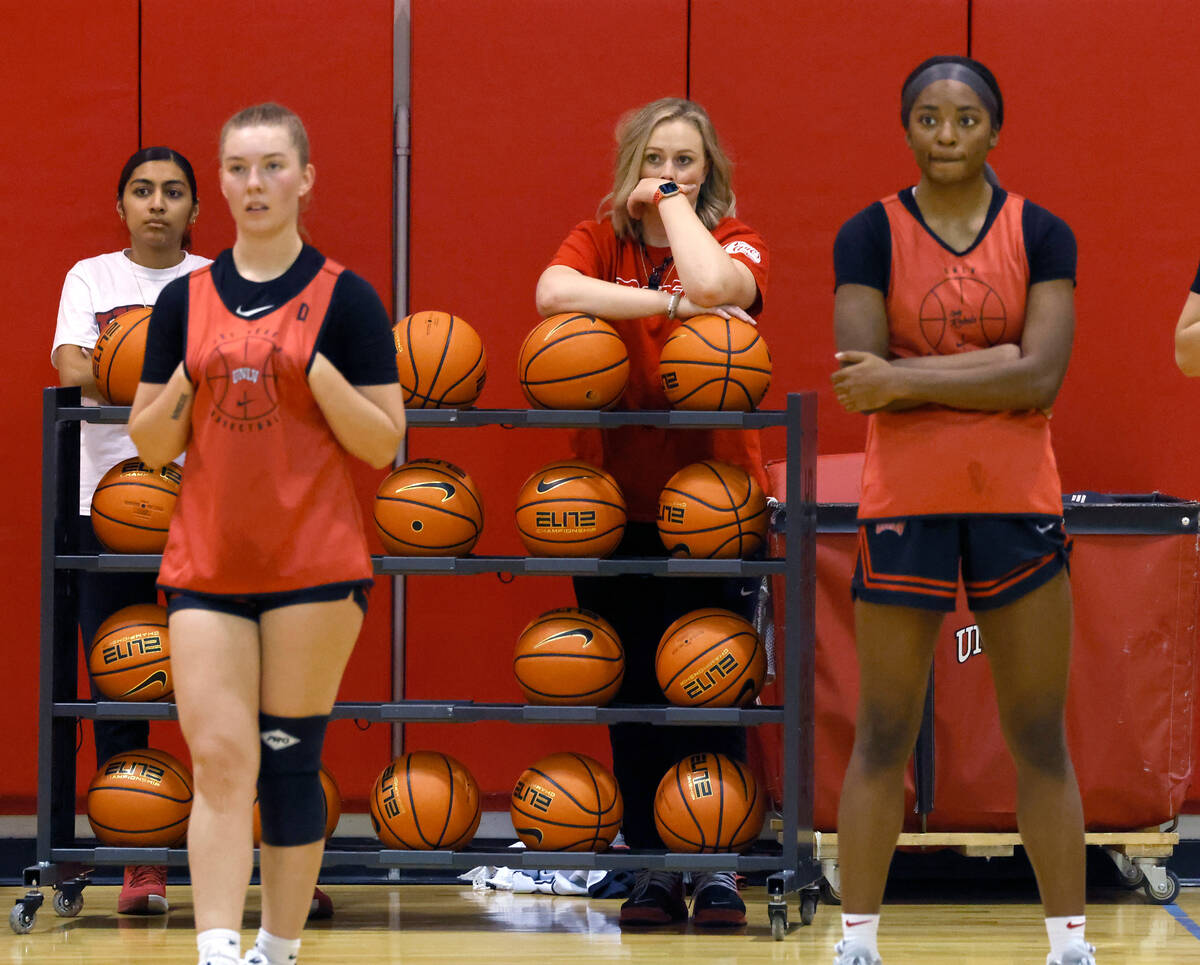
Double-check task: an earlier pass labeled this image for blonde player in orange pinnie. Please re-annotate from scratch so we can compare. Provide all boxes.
[536,97,769,927]
[129,104,405,965]
[829,57,1090,965]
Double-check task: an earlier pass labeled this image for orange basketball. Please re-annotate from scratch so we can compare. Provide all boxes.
[87,748,193,847]
[657,459,767,558]
[513,607,624,705]
[658,314,771,410]
[656,608,765,707]
[394,310,487,408]
[370,752,481,850]
[653,752,764,853]
[518,313,629,409]
[515,460,626,557]
[510,752,623,851]
[90,457,182,553]
[252,765,341,844]
[92,307,153,405]
[374,458,484,555]
[87,604,172,701]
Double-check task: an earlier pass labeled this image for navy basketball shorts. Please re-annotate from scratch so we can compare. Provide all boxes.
[851,516,1071,612]
[167,580,371,621]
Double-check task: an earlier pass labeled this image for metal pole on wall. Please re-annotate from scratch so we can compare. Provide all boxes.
[392,0,411,758]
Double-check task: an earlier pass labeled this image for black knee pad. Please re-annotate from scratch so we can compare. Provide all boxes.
[257,712,329,847]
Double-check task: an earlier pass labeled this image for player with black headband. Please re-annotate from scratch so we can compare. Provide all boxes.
[829,56,1092,965]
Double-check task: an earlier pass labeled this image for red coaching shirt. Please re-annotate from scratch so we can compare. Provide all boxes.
[156,259,373,595]
[548,217,770,521]
[842,190,1071,519]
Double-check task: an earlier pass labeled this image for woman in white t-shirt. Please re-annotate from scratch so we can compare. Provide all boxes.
[51,146,209,916]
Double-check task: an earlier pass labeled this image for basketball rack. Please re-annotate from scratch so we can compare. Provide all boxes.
[17,386,821,939]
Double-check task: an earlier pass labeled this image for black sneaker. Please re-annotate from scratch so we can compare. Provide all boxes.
[690,871,746,926]
[618,871,687,924]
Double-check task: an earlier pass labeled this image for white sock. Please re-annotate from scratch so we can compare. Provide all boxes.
[197,927,241,963]
[254,929,301,965]
[841,912,881,955]
[1046,915,1086,959]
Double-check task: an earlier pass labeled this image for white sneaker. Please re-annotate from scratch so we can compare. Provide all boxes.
[834,938,883,965]
[1048,940,1096,965]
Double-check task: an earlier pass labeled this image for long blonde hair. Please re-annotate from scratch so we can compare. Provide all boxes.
[602,98,736,240]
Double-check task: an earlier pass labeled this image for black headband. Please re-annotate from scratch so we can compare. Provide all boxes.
[901,62,1002,129]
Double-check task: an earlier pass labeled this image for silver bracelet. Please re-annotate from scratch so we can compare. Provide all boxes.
[666,291,682,320]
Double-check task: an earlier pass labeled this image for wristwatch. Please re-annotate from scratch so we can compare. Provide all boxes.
[652,181,681,206]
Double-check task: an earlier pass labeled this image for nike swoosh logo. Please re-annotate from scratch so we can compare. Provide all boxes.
[534,628,594,649]
[536,475,587,494]
[845,919,874,927]
[400,481,456,502]
[235,304,274,318]
[120,670,169,697]
[739,587,756,597]
[1066,921,1085,929]
[1035,523,1056,534]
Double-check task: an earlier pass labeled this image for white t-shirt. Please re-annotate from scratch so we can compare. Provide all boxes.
[52,249,212,514]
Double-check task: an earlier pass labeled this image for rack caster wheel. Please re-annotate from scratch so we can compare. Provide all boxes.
[1143,868,1180,905]
[52,886,84,918]
[800,891,818,926]
[768,903,788,940]
[10,893,42,935]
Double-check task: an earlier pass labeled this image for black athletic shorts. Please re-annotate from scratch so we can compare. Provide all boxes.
[166,580,371,621]
[851,516,1071,612]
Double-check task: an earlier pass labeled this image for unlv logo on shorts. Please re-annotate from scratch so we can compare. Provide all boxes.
[204,335,280,422]
[919,276,1008,352]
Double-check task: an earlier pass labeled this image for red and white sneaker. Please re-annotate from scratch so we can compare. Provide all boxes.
[308,886,333,920]
[117,864,168,914]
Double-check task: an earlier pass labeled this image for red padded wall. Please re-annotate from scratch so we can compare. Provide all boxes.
[690,0,967,464]
[0,2,141,809]
[405,0,687,799]
[138,0,395,807]
[973,0,1200,809]
[973,0,1200,497]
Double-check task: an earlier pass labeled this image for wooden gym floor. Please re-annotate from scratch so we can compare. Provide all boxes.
[4,882,1200,963]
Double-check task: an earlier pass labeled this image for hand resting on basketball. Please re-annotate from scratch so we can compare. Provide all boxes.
[674,295,756,325]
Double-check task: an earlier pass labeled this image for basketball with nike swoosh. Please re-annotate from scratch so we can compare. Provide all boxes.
[394,310,487,408]
[90,456,183,553]
[515,460,626,556]
[87,748,193,847]
[374,458,483,555]
[656,607,765,707]
[513,607,624,705]
[657,459,768,558]
[518,313,629,409]
[510,752,623,851]
[91,306,153,404]
[88,603,172,701]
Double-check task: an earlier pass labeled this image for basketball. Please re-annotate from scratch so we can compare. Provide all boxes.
[510,752,623,851]
[656,459,767,558]
[513,607,624,705]
[658,314,772,410]
[86,748,193,847]
[253,765,341,844]
[92,307,153,405]
[370,751,481,850]
[90,457,183,553]
[656,608,765,707]
[374,458,484,555]
[515,460,626,557]
[87,604,172,701]
[394,310,487,408]
[518,313,629,409]
[653,752,764,853]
